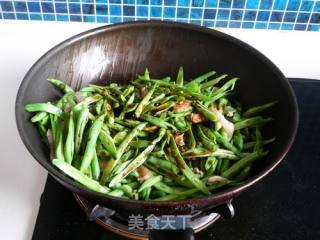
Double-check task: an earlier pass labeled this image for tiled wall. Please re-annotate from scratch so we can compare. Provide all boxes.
[0,0,319,31]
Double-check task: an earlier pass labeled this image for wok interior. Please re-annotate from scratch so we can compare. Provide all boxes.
[17,23,296,207]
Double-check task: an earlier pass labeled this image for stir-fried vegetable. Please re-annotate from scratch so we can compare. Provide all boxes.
[25,68,276,201]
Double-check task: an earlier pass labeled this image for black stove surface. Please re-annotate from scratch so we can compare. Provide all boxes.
[32,79,320,240]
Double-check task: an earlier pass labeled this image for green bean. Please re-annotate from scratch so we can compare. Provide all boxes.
[31,112,48,123]
[74,104,89,154]
[100,158,115,185]
[153,188,199,201]
[127,181,140,189]
[131,140,151,149]
[243,101,277,117]
[147,156,180,175]
[195,125,217,151]
[80,86,96,93]
[48,79,74,93]
[185,122,196,149]
[138,175,162,192]
[234,117,273,130]
[64,111,75,164]
[254,127,263,151]
[113,160,131,176]
[37,123,48,144]
[25,103,63,117]
[95,99,104,114]
[174,116,189,132]
[99,130,117,159]
[137,78,212,101]
[119,92,135,120]
[211,78,238,98]
[120,150,135,163]
[169,108,193,118]
[140,114,177,130]
[215,159,223,174]
[150,190,167,198]
[103,101,114,124]
[220,159,231,173]
[185,81,201,93]
[109,144,156,187]
[201,74,228,89]
[153,181,183,194]
[52,117,64,161]
[176,66,184,86]
[135,84,157,118]
[213,131,239,154]
[116,122,147,161]
[101,89,119,105]
[204,157,218,177]
[80,114,105,172]
[91,149,100,180]
[185,70,216,87]
[105,122,126,131]
[200,125,216,143]
[195,102,217,122]
[183,147,212,158]
[28,68,276,201]
[140,188,152,200]
[40,114,49,126]
[84,94,102,105]
[108,189,124,197]
[120,184,133,198]
[109,128,165,187]
[169,134,209,194]
[154,101,176,115]
[243,137,276,150]
[211,148,239,160]
[149,93,166,105]
[115,118,139,128]
[222,150,268,178]
[233,166,251,182]
[114,131,128,145]
[53,159,109,194]
[233,131,244,150]
[122,85,135,99]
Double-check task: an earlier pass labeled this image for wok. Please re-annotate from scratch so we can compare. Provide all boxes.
[15,21,298,238]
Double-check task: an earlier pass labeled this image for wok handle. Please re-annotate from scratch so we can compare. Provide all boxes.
[149,228,194,240]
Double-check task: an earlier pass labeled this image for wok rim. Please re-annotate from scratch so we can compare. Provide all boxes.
[15,21,299,208]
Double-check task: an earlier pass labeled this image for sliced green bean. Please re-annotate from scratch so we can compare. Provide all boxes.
[243,101,277,117]
[80,114,105,172]
[138,175,162,192]
[74,104,89,154]
[135,84,157,118]
[222,150,268,178]
[243,137,276,150]
[234,117,273,130]
[99,129,117,159]
[169,134,209,195]
[25,103,63,117]
[31,112,48,123]
[185,70,216,87]
[48,79,74,93]
[195,102,217,122]
[195,125,217,151]
[176,66,184,86]
[147,156,180,175]
[64,111,75,164]
[201,74,228,89]
[53,159,109,194]
[91,149,100,180]
[140,114,177,130]
[109,129,165,187]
